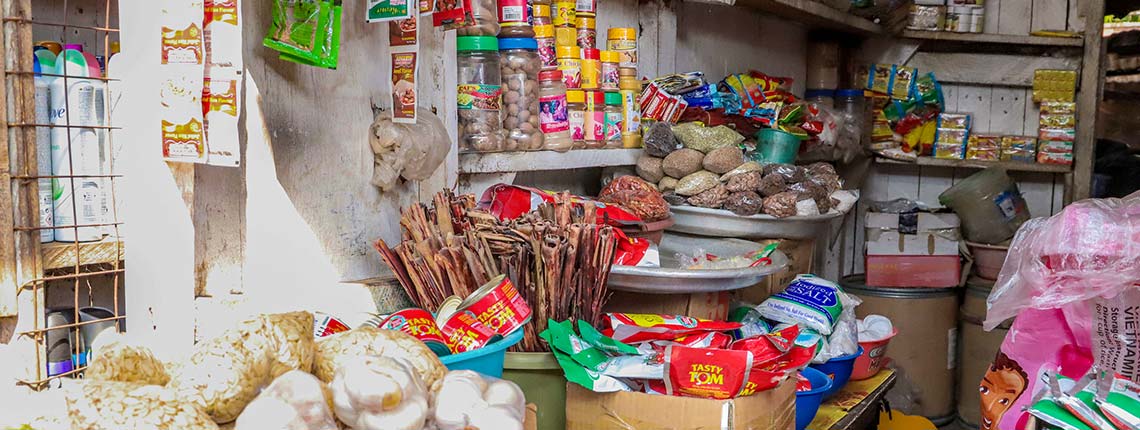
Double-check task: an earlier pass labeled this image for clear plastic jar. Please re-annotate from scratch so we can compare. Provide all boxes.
[804,89,835,108]
[600,50,620,91]
[457,0,499,36]
[580,48,600,90]
[584,90,605,148]
[535,25,556,70]
[556,45,581,89]
[603,91,623,149]
[457,36,506,152]
[538,70,572,152]
[836,88,867,149]
[566,89,586,149]
[575,16,596,50]
[498,0,534,38]
[500,38,544,151]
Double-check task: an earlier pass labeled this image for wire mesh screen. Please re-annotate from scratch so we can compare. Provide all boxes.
[4,0,124,389]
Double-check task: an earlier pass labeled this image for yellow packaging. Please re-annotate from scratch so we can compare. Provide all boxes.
[1032,69,1077,103]
[555,26,577,47]
[553,1,576,27]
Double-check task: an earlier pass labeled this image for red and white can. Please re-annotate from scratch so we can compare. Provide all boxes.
[459,274,532,336]
[313,312,351,338]
[439,310,502,353]
[379,308,451,356]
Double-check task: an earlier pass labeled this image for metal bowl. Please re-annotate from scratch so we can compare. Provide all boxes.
[667,203,850,240]
[608,232,788,294]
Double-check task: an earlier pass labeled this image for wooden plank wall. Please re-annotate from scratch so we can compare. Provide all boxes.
[834,0,1088,278]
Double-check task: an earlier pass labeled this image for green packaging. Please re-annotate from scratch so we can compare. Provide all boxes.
[540,319,608,370]
[264,0,343,69]
[577,320,638,356]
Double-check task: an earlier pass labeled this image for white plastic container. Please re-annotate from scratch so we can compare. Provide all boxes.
[34,70,54,243]
[50,50,103,242]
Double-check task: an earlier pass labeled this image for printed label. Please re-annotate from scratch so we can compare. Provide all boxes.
[621,90,641,134]
[608,40,637,68]
[994,191,1019,221]
[1094,292,1140,383]
[420,0,433,14]
[553,1,575,26]
[537,38,556,68]
[557,58,581,89]
[569,108,585,140]
[391,52,418,123]
[575,0,595,13]
[161,23,204,64]
[539,94,570,133]
[587,111,604,141]
[161,118,206,159]
[457,84,502,111]
[498,0,527,24]
[368,0,413,22]
[389,18,418,46]
[605,111,623,141]
[601,63,620,89]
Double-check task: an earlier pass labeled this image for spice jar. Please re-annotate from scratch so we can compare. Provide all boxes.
[555,27,576,47]
[553,1,575,27]
[603,91,623,149]
[538,70,572,152]
[584,90,605,148]
[556,45,581,89]
[575,16,596,50]
[607,27,637,68]
[457,0,500,36]
[580,47,600,90]
[600,50,620,91]
[457,36,505,152]
[500,38,544,151]
[566,89,586,149]
[532,4,551,27]
[535,25,556,69]
[498,0,533,38]
[619,75,642,148]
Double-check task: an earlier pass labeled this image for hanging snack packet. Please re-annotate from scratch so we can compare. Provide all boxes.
[367,0,413,22]
[891,66,917,100]
[664,345,753,399]
[756,275,846,335]
[602,313,741,344]
[1029,372,1116,430]
[264,0,343,69]
[915,72,943,108]
[597,354,666,380]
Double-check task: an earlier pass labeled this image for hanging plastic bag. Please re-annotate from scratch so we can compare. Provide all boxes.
[401,107,451,181]
[369,110,414,191]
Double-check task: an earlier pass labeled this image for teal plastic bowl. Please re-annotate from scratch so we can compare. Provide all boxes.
[438,328,524,378]
[754,128,802,164]
[796,367,834,430]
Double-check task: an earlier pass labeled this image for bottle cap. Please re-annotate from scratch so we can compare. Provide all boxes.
[457,36,499,51]
[582,48,600,60]
[566,90,585,103]
[498,37,538,50]
[607,28,636,40]
[556,45,581,58]
[539,69,563,82]
[600,50,621,63]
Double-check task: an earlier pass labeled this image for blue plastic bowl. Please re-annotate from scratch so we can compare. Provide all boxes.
[796,367,834,430]
[438,329,524,378]
[809,346,864,399]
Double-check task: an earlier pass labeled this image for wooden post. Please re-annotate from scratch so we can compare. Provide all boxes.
[1070,0,1106,202]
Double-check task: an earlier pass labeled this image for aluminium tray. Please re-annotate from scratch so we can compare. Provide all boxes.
[666,191,859,239]
[608,232,788,294]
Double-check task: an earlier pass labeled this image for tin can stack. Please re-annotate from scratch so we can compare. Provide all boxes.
[907,0,983,33]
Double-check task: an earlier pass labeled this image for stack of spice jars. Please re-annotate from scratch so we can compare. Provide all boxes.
[456,0,642,152]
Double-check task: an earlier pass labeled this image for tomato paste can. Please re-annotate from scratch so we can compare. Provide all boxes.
[379,308,451,356]
[439,310,503,353]
[436,295,464,326]
[313,312,351,338]
[459,274,532,336]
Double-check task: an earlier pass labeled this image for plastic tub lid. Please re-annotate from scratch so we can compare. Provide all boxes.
[498,37,538,50]
[601,50,620,63]
[458,36,499,51]
[804,89,836,98]
[566,90,585,103]
[582,48,600,60]
[556,45,580,58]
[607,27,636,39]
[605,91,621,105]
[836,89,865,98]
[539,69,563,82]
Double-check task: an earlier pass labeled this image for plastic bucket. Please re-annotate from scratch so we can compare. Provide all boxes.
[938,168,1030,244]
[965,241,1008,280]
[754,129,802,164]
[502,352,566,430]
[438,328,523,377]
[851,329,897,380]
[796,367,834,430]
[809,346,863,398]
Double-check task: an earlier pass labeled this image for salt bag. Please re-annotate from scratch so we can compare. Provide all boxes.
[756,274,845,335]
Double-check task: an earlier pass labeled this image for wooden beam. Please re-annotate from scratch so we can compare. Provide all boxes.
[1069,0,1106,202]
[41,239,125,271]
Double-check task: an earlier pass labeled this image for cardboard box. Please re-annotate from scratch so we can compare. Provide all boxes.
[865,254,961,287]
[865,212,960,256]
[565,380,795,430]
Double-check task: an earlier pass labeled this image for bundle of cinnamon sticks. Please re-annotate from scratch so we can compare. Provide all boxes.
[373,190,618,352]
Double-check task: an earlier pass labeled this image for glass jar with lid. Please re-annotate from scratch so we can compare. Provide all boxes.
[500,38,543,151]
[457,0,499,36]
[538,70,572,152]
[457,36,506,152]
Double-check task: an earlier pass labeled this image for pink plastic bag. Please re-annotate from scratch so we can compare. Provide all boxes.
[985,194,1140,330]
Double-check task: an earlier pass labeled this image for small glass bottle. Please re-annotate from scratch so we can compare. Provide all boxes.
[535,25,556,70]
[556,45,581,89]
[566,89,586,149]
[600,50,620,91]
[498,0,534,38]
[584,90,605,149]
[580,48,600,90]
[603,91,623,149]
[538,70,572,152]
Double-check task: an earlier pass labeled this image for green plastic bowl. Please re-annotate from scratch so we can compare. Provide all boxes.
[754,128,802,164]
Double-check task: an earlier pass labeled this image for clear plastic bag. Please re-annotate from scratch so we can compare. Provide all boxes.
[370,111,413,191]
[985,194,1140,330]
[401,108,451,181]
[235,370,338,430]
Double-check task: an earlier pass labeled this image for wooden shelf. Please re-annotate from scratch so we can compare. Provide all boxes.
[902,30,1084,47]
[459,149,642,174]
[701,0,881,35]
[42,238,124,271]
[875,156,1072,173]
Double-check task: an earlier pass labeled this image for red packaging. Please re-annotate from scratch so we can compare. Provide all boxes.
[729,324,799,364]
[603,313,741,344]
[379,308,451,355]
[740,368,787,396]
[460,274,532,336]
[439,310,501,353]
[478,184,642,226]
[795,372,812,392]
[433,0,471,28]
[637,331,734,356]
[664,345,753,399]
[313,312,351,338]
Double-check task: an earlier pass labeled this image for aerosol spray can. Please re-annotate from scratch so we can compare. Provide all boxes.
[34,61,54,243]
[50,50,103,243]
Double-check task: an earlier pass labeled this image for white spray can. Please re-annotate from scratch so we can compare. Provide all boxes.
[34,72,54,243]
[50,67,103,243]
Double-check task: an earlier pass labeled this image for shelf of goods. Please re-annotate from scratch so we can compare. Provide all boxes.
[900,30,1084,48]
[874,156,1073,173]
[41,239,125,271]
[458,149,642,174]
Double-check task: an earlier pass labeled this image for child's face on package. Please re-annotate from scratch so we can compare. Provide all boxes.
[979,362,1028,430]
